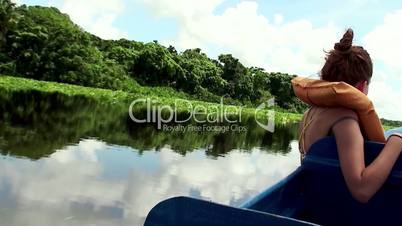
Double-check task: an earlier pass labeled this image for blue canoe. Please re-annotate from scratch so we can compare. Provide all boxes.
[145,129,402,226]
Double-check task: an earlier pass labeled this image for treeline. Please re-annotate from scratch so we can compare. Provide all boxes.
[0,1,306,112]
[381,119,402,128]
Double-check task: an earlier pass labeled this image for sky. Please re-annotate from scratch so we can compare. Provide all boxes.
[13,0,402,120]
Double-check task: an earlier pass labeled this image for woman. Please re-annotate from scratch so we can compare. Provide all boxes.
[298,28,402,203]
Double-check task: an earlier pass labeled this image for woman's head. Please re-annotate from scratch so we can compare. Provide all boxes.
[321,28,372,94]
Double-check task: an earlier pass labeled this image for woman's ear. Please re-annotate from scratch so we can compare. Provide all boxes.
[356,81,368,94]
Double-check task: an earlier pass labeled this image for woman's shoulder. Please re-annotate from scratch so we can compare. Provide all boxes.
[301,107,359,128]
[318,107,360,132]
[326,107,359,119]
[305,106,358,118]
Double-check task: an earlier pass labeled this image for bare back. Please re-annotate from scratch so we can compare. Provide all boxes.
[299,106,359,157]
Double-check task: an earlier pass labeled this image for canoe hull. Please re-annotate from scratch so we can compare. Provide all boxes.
[145,134,402,226]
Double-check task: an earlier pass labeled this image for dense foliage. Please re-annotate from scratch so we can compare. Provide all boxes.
[0,1,306,112]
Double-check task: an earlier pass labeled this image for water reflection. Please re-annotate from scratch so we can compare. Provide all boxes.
[0,89,301,225]
[0,139,300,226]
[0,90,299,159]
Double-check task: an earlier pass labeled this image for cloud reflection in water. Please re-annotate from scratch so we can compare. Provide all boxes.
[0,138,300,226]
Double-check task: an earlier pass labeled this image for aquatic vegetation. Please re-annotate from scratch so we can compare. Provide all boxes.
[0,75,302,124]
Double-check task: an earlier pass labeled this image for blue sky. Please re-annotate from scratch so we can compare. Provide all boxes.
[18,0,401,43]
[14,0,402,120]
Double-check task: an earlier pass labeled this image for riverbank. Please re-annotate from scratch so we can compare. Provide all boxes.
[1,75,400,130]
[0,75,302,124]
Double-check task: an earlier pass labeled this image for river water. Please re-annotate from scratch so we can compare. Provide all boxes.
[0,90,301,226]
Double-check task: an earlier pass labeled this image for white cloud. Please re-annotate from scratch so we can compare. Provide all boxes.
[142,0,340,75]
[369,78,402,121]
[60,0,128,40]
[141,0,402,120]
[139,0,225,21]
[11,0,22,5]
[364,9,402,120]
[364,10,402,77]
[274,13,284,24]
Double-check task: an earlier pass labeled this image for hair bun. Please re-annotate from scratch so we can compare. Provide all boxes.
[334,28,354,52]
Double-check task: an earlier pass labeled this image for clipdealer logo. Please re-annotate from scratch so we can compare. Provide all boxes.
[128,97,276,132]
[254,98,275,133]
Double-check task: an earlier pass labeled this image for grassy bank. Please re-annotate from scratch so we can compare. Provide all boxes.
[0,75,302,124]
[1,75,400,130]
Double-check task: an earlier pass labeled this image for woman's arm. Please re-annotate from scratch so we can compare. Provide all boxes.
[333,119,402,203]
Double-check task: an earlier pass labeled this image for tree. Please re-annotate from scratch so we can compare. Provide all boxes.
[167,45,177,55]
[218,54,253,101]
[95,38,143,71]
[178,48,227,94]
[132,42,186,89]
[218,54,247,82]
[0,0,18,48]
[249,67,272,102]
[3,6,130,90]
[0,0,19,74]
[266,72,306,111]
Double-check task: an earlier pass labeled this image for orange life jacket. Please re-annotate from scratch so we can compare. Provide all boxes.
[291,76,386,143]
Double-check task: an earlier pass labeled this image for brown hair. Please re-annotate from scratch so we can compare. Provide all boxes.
[321,28,373,85]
